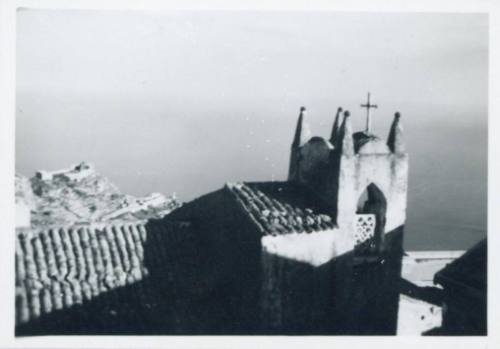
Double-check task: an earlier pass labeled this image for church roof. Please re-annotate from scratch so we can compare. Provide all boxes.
[15,181,337,327]
[226,181,335,236]
[15,218,215,328]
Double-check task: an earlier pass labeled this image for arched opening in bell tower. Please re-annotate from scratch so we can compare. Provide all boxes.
[355,183,387,254]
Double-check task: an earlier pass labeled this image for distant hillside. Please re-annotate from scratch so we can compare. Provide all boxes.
[16,162,180,228]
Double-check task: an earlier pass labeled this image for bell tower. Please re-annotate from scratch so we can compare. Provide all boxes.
[287,103,409,251]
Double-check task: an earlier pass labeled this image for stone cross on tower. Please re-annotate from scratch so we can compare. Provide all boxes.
[360,92,378,133]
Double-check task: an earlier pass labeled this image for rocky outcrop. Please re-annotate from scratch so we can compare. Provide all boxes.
[15,162,180,228]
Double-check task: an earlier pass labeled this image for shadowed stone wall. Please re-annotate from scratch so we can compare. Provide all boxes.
[259,226,404,335]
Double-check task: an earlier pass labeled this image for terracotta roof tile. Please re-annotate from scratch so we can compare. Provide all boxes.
[226,181,336,236]
[15,224,149,325]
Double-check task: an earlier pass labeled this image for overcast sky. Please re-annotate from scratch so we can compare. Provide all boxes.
[16,10,487,250]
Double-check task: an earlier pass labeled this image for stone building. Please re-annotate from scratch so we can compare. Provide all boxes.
[151,106,408,334]
[15,105,409,335]
[35,162,95,182]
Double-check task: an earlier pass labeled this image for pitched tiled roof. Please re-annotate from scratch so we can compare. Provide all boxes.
[226,181,335,236]
[15,181,337,327]
[15,223,149,325]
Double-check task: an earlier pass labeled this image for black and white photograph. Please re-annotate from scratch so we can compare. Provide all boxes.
[1,1,495,345]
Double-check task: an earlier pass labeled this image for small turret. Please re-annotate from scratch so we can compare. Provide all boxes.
[288,106,311,181]
[329,107,343,146]
[338,111,354,157]
[387,112,405,153]
[291,106,311,148]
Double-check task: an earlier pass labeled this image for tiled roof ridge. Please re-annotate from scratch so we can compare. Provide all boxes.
[225,182,267,235]
[225,181,335,237]
[16,220,149,235]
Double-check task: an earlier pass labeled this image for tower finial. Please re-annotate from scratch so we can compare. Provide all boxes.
[288,106,311,181]
[330,107,343,145]
[291,106,311,148]
[387,112,405,153]
[338,110,354,157]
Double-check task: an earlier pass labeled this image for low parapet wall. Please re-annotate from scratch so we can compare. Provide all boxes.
[402,250,465,285]
[15,223,148,325]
